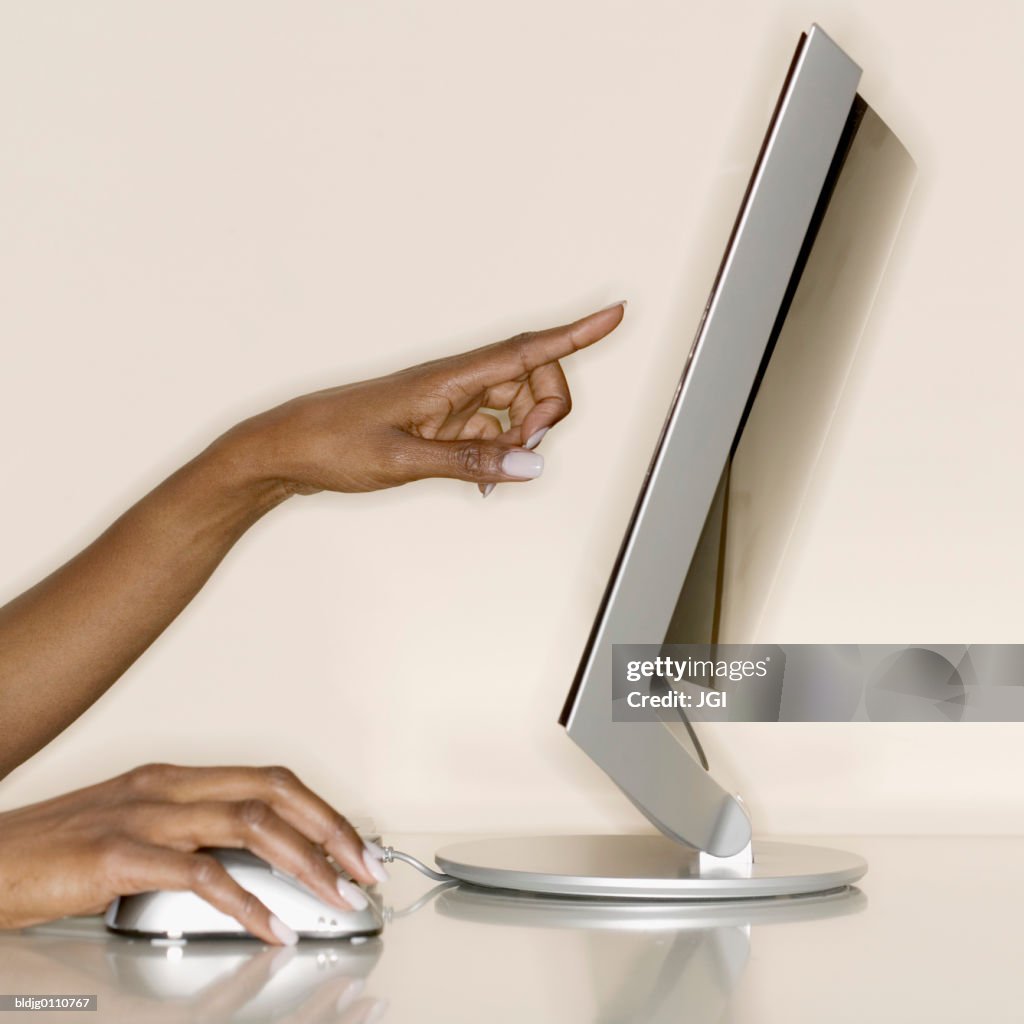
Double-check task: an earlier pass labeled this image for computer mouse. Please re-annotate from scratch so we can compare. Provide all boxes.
[104,848,383,941]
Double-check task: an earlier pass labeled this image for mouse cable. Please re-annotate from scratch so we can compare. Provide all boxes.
[379,846,455,883]
[382,880,460,923]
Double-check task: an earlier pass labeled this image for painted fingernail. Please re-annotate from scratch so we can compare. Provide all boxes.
[337,877,370,910]
[335,977,366,1013]
[502,450,544,480]
[596,299,627,313]
[268,914,298,946]
[362,848,390,883]
[525,427,549,450]
[481,483,495,498]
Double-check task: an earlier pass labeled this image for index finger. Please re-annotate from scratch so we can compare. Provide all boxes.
[443,301,626,395]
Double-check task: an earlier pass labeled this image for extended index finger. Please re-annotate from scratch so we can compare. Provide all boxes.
[443,301,626,395]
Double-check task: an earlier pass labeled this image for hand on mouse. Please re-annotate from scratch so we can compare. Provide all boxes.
[221,301,626,497]
[0,764,384,945]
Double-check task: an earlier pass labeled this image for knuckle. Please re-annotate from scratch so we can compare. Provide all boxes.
[329,810,352,838]
[124,763,172,792]
[190,854,220,889]
[453,444,483,475]
[239,892,262,921]
[508,330,534,348]
[434,373,465,403]
[237,799,272,831]
[262,765,299,792]
[508,332,534,373]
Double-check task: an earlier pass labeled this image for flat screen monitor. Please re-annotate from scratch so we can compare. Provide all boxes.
[436,22,910,900]
[558,23,914,856]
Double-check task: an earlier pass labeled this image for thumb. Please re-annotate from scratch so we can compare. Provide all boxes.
[397,436,544,484]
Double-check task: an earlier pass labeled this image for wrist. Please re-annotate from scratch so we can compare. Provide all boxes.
[193,420,296,523]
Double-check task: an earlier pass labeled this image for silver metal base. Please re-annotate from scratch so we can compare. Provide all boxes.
[435,835,867,900]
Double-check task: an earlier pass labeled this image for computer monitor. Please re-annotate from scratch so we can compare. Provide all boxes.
[436,23,913,898]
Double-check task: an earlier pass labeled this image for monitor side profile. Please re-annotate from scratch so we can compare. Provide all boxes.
[559,24,862,856]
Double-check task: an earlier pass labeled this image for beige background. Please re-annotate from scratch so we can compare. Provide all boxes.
[2,1,1022,836]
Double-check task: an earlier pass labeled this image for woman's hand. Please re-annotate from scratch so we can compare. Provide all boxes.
[0,301,622,779]
[0,764,384,945]
[228,301,625,497]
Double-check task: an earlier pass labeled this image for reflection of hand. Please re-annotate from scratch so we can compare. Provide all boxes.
[0,764,385,944]
[0,935,385,1024]
[223,302,625,496]
[183,951,386,1024]
[283,971,388,1024]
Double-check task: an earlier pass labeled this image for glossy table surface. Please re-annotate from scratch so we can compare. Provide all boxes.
[3,834,1021,1023]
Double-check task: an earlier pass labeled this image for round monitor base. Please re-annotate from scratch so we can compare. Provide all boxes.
[434,835,866,900]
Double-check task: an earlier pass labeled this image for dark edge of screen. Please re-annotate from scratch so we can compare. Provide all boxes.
[727,92,868,461]
[709,91,867,643]
[558,32,810,728]
[710,460,732,645]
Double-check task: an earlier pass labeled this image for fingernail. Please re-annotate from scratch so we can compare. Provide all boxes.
[362,848,390,883]
[524,427,548,450]
[268,914,298,946]
[481,483,495,498]
[502,450,544,480]
[335,977,366,1013]
[363,838,386,860]
[337,877,370,910]
[596,299,627,313]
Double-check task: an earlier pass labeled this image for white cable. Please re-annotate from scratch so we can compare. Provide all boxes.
[380,845,454,883]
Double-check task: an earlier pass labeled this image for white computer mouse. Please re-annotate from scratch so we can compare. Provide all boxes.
[105,848,383,941]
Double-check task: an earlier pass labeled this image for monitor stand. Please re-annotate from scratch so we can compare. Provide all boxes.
[470,477,865,901]
[434,834,866,900]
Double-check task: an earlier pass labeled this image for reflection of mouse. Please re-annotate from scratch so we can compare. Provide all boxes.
[105,849,383,941]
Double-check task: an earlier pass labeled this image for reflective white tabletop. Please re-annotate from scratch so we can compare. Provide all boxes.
[3,834,1020,1023]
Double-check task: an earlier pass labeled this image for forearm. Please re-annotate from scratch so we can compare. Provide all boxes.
[0,429,286,778]
[0,304,623,779]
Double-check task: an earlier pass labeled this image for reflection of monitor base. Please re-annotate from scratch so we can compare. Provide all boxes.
[435,835,866,900]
